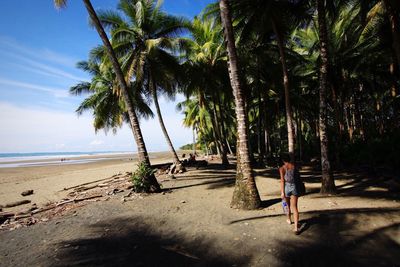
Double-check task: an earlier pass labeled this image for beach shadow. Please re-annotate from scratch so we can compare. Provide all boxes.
[260,198,281,208]
[54,216,248,267]
[228,207,400,225]
[166,177,235,191]
[274,214,400,267]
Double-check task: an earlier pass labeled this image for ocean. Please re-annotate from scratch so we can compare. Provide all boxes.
[0,151,133,168]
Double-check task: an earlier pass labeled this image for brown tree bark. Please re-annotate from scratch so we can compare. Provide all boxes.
[150,78,184,172]
[82,0,160,192]
[272,19,296,162]
[317,0,336,194]
[219,0,261,209]
[384,0,400,71]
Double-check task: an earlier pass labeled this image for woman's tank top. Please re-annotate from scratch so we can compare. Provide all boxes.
[284,167,295,183]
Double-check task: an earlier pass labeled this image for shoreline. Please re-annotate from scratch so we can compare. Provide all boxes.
[0,151,177,210]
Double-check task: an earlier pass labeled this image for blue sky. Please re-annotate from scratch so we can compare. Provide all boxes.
[0,0,214,153]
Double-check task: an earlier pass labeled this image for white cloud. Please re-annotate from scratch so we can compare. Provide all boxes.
[90,139,104,146]
[0,78,69,98]
[0,102,192,153]
[0,36,88,82]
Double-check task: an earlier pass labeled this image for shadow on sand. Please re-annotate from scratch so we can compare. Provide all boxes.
[275,209,400,267]
[54,217,248,267]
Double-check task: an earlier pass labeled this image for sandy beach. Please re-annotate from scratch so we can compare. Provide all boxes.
[0,151,175,210]
[0,154,399,266]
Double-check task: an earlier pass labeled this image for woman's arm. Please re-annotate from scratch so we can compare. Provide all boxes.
[279,166,285,198]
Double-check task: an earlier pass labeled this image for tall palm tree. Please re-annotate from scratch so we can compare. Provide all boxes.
[316,0,336,194]
[54,0,161,192]
[228,0,309,162]
[97,0,187,171]
[182,16,231,166]
[71,60,154,134]
[219,0,261,209]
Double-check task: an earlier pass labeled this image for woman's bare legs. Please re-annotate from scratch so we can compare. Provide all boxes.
[290,195,299,232]
[285,196,292,224]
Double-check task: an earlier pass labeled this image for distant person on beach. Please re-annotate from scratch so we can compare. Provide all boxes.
[188,153,196,163]
[279,154,301,234]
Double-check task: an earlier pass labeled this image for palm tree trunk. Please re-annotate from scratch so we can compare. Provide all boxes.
[384,0,400,70]
[220,0,261,210]
[272,19,296,162]
[82,0,160,192]
[211,98,229,166]
[317,0,336,194]
[150,78,184,172]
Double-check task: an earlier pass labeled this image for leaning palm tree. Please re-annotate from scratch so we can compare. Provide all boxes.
[71,60,154,134]
[97,0,188,172]
[219,0,261,210]
[54,0,160,192]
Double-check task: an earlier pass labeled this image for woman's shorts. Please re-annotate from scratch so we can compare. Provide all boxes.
[285,183,299,197]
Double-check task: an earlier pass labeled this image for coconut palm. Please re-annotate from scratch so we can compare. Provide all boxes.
[70,60,153,134]
[316,0,336,194]
[54,0,161,192]
[219,0,261,210]
[181,16,232,166]
[96,0,188,172]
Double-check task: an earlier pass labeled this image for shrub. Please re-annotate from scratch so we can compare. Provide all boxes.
[131,162,156,192]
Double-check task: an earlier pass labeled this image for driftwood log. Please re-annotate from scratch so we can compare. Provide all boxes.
[2,200,31,208]
[21,190,34,196]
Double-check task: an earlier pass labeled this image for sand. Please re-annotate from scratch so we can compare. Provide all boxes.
[0,151,174,209]
[0,154,399,266]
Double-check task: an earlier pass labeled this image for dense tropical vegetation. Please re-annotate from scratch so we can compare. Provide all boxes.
[57,0,399,208]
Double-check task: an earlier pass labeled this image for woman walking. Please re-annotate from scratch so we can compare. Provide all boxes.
[279,154,301,234]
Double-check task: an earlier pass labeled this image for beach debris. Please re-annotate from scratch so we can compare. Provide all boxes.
[0,212,15,221]
[3,199,31,208]
[15,204,38,216]
[161,245,199,260]
[21,190,34,196]
[180,200,186,204]
[0,172,137,231]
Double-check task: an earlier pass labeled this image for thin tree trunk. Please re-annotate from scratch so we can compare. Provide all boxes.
[220,0,261,210]
[150,79,184,172]
[82,0,160,192]
[257,94,265,165]
[384,0,400,71]
[192,127,197,154]
[272,19,296,162]
[211,98,229,165]
[317,0,336,194]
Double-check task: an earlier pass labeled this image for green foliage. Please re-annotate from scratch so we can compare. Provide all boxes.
[131,162,156,193]
[180,143,194,150]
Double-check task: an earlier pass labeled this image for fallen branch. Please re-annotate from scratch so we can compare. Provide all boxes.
[74,184,98,192]
[32,204,56,215]
[0,212,15,218]
[75,194,103,202]
[3,200,31,208]
[61,176,120,191]
[14,214,32,220]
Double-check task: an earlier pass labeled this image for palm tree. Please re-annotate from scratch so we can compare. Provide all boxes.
[219,0,261,209]
[71,60,154,134]
[229,0,309,162]
[316,0,336,194]
[54,0,161,192]
[97,0,187,172]
[182,16,231,166]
